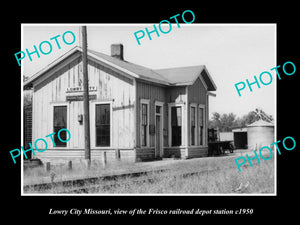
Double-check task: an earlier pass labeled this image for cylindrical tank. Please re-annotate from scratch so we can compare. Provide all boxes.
[247,119,274,151]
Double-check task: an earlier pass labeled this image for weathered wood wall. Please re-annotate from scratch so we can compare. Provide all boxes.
[163,147,186,158]
[166,86,186,103]
[136,80,166,148]
[186,147,208,158]
[187,77,208,146]
[23,105,32,159]
[30,51,210,162]
[34,149,136,165]
[32,55,135,160]
[188,77,207,104]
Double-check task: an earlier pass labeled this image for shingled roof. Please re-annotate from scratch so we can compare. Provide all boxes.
[88,49,171,85]
[24,46,217,91]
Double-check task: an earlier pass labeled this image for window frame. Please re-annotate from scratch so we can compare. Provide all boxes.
[168,102,184,147]
[198,104,206,146]
[140,99,150,148]
[91,101,113,149]
[190,103,197,146]
[50,102,69,149]
[95,103,111,147]
[154,101,164,157]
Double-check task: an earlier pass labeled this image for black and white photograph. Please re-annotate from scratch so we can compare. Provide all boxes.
[21,24,276,195]
[3,5,298,221]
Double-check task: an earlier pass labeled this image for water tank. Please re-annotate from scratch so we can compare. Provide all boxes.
[247,119,274,151]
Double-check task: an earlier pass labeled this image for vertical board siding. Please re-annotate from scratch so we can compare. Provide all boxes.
[23,105,32,152]
[166,86,186,103]
[31,52,210,162]
[33,57,135,156]
[186,77,208,154]
[188,77,206,105]
[90,59,135,149]
[135,83,188,159]
[136,81,166,148]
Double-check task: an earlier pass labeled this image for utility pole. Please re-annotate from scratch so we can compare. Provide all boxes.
[82,26,91,168]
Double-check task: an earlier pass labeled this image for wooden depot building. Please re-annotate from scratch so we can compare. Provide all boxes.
[23,44,217,164]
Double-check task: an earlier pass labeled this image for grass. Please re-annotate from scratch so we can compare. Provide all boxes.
[23,158,190,185]
[86,158,274,194]
[23,159,140,185]
[23,149,275,194]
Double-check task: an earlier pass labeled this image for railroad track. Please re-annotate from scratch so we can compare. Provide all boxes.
[65,169,221,194]
[23,169,168,193]
[23,166,240,194]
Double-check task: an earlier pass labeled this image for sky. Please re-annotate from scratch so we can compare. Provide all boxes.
[22,24,276,119]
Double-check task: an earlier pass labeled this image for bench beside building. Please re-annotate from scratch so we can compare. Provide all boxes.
[23,44,217,164]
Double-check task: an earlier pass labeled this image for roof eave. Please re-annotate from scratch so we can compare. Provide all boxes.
[169,66,217,90]
[88,51,140,80]
[23,46,171,89]
[23,46,82,89]
[138,76,170,86]
[203,65,217,91]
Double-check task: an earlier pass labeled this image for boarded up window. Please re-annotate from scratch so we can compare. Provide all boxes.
[53,106,67,147]
[141,103,148,146]
[171,106,182,146]
[96,104,110,147]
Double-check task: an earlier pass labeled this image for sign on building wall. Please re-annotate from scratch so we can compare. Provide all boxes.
[65,86,97,101]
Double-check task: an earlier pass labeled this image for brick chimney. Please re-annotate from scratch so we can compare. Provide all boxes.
[111,43,124,60]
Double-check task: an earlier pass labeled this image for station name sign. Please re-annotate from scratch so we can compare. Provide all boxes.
[66,86,97,101]
[66,86,97,93]
[66,95,96,101]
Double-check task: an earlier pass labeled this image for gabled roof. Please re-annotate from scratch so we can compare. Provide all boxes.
[155,65,205,85]
[24,46,217,91]
[88,49,170,85]
[155,65,217,90]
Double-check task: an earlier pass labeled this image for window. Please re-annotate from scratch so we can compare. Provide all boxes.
[53,106,67,147]
[171,106,182,146]
[199,106,205,145]
[141,103,148,146]
[156,105,161,114]
[96,104,110,147]
[191,106,196,145]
